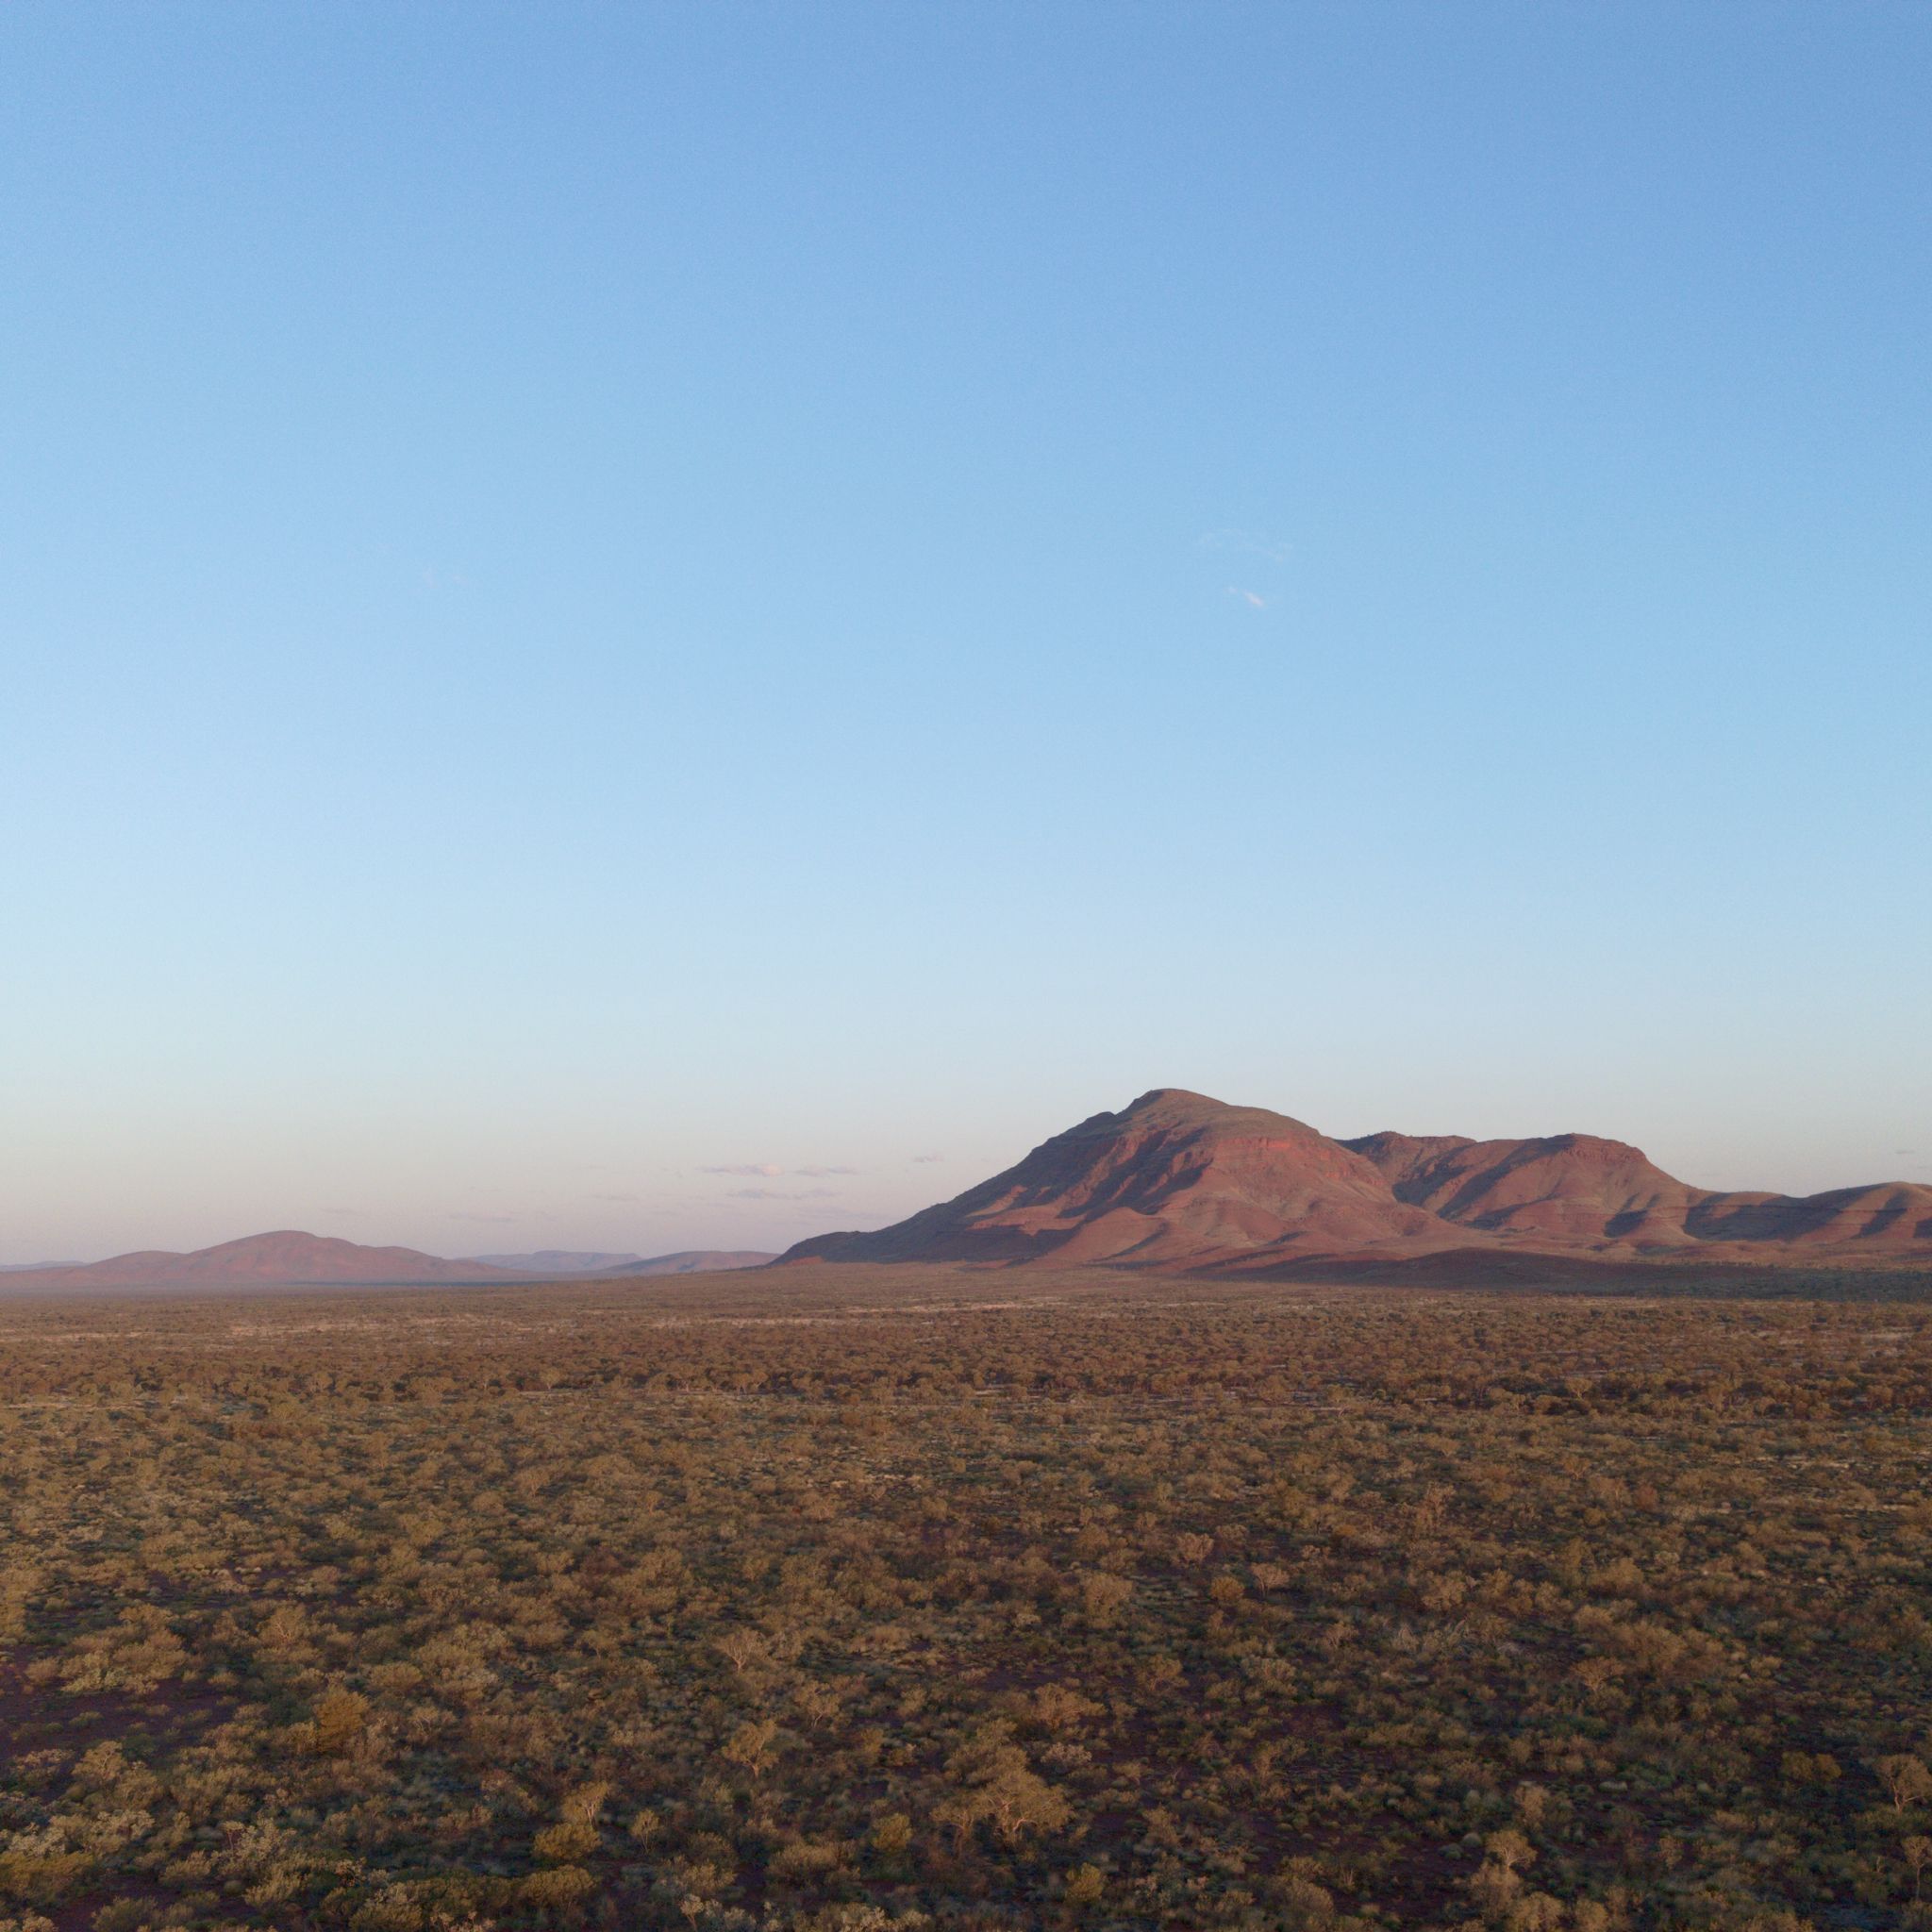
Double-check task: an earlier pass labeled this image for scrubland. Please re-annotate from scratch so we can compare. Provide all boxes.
[2,1268,1930,1932]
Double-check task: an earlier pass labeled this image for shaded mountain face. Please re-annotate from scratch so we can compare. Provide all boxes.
[1344,1131,1932,1254]
[1342,1132,1710,1244]
[1685,1185,1932,1248]
[2,1232,515,1291]
[783,1090,1932,1276]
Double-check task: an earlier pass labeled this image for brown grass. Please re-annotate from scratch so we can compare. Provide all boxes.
[0,1266,1928,1932]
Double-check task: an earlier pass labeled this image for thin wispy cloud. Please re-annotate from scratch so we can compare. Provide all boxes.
[910,1153,945,1164]
[447,1210,518,1224]
[1225,586,1267,609]
[589,1191,639,1203]
[703,1162,857,1178]
[727,1186,838,1202]
[1197,528,1292,564]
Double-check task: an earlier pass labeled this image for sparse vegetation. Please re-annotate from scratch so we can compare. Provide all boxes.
[2,1268,1930,1932]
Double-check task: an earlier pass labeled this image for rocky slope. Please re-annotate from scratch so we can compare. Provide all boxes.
[782,1090,1932,1276]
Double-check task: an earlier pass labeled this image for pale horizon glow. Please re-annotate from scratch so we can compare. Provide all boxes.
[4,5,1928,1265]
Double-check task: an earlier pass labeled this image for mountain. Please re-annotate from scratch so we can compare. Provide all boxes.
[781,1089,1932,1276]
[0,1232,517,1291]
[782,1090,1469,1272]
[609,1250,776,1276]
[1344,1130,1932,1253]
[472,1250,649,1275]
[1342,1131,1708,1244]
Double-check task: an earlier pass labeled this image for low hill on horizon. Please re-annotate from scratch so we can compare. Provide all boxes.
[0,1230,518,1291]
[471,1249,649,1275]
[3,1234,786,1292]
[608,1250,777,1276]
[781,1088,1932,1278]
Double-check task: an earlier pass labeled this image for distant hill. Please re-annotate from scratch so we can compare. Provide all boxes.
[475,1249,774,1277]
[780,1088,1932,1277]
[471,1250,649,1275]
[0,1231,516,1291]
[0,1234,780,1293]
[609,1251,776,1276]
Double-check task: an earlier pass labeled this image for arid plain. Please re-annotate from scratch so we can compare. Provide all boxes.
[4,1254,1931,1932]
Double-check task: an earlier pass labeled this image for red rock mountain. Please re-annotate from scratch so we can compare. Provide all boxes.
[782,1090,1932,1276]
[788,1089,1447,1270]
[0,1231,515,1291]
[1343,1130,1932,1253]
[1341,1131,1708,1245]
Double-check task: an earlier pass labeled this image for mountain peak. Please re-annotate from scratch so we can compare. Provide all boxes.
[1111,1088,1321,1136]
[783,1089,1444,1271]
[783,1090,1932,1276]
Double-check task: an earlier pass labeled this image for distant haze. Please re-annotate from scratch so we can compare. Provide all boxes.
[476,1250,776,1278]
[472,1251,649,1276]
[3,6,1926,1265]
[0,1236,778,1292]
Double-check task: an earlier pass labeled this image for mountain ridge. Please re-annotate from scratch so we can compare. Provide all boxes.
[781,1088,1932,1275]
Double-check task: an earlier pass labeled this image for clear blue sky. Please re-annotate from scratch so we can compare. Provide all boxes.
[4,3,1927,1262]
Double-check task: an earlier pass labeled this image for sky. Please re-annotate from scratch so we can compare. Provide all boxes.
[3,3,1928,1263]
